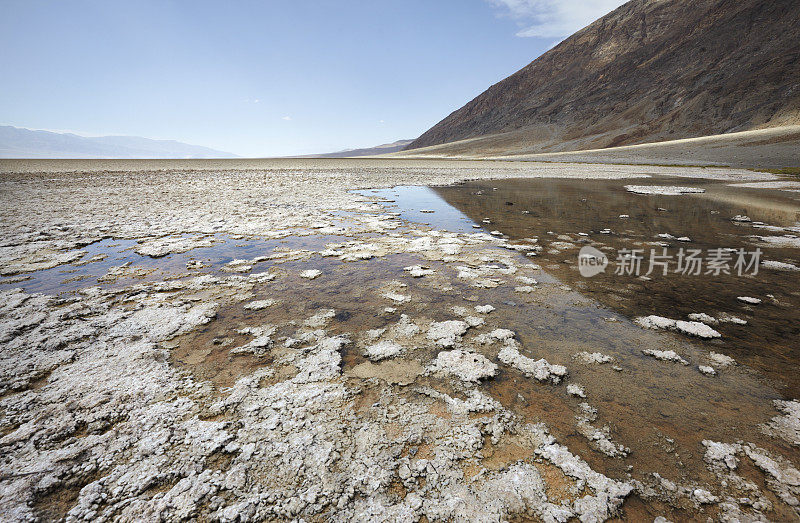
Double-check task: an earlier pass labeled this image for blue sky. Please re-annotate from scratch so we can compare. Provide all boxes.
[0,0,624,156]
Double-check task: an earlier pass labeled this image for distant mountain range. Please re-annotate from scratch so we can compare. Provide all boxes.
[305,139,414,158]
[0,126,237,159]
[406,0,800,156]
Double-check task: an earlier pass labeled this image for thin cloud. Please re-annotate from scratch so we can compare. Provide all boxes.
[487,0,626,38]
[281,116,291,121]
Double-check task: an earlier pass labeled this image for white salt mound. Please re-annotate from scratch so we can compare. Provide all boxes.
[363,341,403,361]
[567,383,587,398]
[243,299,276,311]
[498,342,567,384]
[625,185,705,195]
[761,260,800,271]
[635,315,721,339]
[709,351,736,367]
[475,304,495,314]
[698,365,717,376]
[427,320,469,348]
[642,349,689,365]
[429,349,497,382]
[574,351,613,364]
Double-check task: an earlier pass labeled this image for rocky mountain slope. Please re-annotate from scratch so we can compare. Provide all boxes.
[406,0,800,156]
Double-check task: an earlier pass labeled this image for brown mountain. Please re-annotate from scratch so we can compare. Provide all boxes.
[405,0,800,156]
[305,139,414,158]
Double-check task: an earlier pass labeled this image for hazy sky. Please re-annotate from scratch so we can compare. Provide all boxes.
[0,0,625,156]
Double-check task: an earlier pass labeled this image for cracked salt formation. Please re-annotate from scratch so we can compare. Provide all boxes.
[487,328,515,342]
[624,185,706,195]
[303,308,336,328]
[0,245,87,276]
[762,260,800,271]
[687,312,718,324]
[761,400,800,446]
[575,403,630,458]
[716,312,747,324]
[574,351,614,365]
[402,265,434,277]
[498,340,568,384]
[97,262,155,283]
[737,296,762,304]
[242,299,276,310]
[135,235,222,258]
[379,280,412,304]
[474,304,495,314]
[656,233,692,242]
[635,315,721,339]
[642,348,689,365]
[698,365,717,376]
[229,329,274,357]
[2,160,800,521]
[428,349,497,382]
[752,235,800,249]
[363,341,404,362]
[221,259,253,273]
[567,383,587,398]
[426,320,469,348]
[708,351,736,367]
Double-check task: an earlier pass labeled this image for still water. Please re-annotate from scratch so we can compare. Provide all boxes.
[360,178,800,398]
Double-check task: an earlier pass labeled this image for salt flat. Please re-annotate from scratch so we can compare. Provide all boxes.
[1,159,798,521]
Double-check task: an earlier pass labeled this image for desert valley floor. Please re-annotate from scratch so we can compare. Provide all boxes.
[1,158,799,522]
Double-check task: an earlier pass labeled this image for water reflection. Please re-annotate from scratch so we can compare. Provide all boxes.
[0,234,345,296]
[353,186,480,233]
[364,178,800,397]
